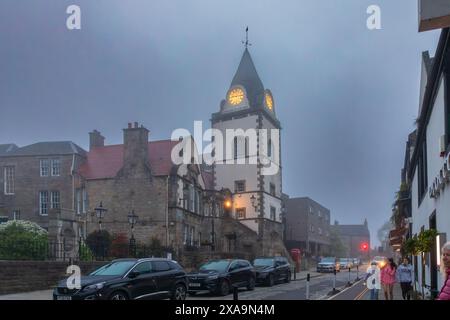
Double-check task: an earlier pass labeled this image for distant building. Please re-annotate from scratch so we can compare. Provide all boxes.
[331,219,370,260]
[284,196,331,257]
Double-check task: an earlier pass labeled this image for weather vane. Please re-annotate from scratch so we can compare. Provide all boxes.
[242,26,252,48]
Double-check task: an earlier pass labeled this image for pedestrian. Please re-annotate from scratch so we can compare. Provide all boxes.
[437,242,450,300]
[381,257,397,300]
[365,261,381,300]
[396,257,413,300]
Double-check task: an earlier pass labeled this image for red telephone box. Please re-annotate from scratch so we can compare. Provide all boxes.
[290,248,301,271]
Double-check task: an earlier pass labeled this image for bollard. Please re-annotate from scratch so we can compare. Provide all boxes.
[293,266,296,281]
[306,273,310,300]
[328,269,340,295]
[233,286,238,300]
[346,267,352,287]
[355,264,360,281]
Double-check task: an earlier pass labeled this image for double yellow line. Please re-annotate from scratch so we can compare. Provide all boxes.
[354,287,368,300]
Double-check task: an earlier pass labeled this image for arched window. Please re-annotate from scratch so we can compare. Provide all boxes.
[268,139,272,158]
[245,137,249,158]
[233,137,238,160]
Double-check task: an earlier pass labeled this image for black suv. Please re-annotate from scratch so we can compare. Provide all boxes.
[187,259,256,296]
[253,256,291,286]
[53,258,188,300]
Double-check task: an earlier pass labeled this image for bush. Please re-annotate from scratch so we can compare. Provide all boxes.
[86,230,112,259]
[0,220,48,260]
[79,242,94,261]
[110,233,129,258]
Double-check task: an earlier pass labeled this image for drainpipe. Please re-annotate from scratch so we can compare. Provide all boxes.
[166,175,169,247]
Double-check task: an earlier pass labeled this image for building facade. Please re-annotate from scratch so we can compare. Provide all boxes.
[284,196,331,257]
[331,220,370,260]
[211,48,286,257]
[408,28,450,297]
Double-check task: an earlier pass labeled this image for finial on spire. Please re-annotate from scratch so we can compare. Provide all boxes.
[242,26,252,49]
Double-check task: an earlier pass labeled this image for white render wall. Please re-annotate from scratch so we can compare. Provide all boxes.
[411,74,450,293]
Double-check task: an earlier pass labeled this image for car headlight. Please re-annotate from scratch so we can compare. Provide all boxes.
[83,282,106,291]
[207,275,219,280]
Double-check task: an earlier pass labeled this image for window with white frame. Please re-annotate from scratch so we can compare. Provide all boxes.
[51,191,60,209]
[190,227,195,246]
[76,189,81,214]
[309,206,313,214]
[270,206,276,220]
[13,210,20,220]
[318,227,322,235]
[82,188,88,213]
[39,191,49,215]
[236,208,246,219]
[234,180,246,193]
[183,224,189,245]
[40,159,49,177]
[51,159,60,176]
[3,166,15,195]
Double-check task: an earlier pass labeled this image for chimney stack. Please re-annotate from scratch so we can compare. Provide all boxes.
[89,130,105,150]
[123,122,149,170]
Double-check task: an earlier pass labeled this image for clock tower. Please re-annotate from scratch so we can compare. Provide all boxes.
[211,47,285,256]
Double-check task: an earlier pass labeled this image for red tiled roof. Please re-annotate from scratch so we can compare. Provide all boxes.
[79,140,179,179]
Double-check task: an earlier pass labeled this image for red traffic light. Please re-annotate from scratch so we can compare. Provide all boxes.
[360,243,369,251]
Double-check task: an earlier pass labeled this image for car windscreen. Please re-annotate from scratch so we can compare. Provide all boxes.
[89,261,136,276]
[253,258,274,267]
[199,260,230,272]
[320,258,335,263]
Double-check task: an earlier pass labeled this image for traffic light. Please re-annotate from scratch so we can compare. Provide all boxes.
[360,242,369,251]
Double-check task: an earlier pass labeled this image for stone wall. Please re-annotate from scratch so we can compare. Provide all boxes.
[0,260,105,295]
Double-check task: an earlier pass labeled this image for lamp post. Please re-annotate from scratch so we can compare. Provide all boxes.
[94,202,107,231]
[93,202,107,259]
[128,210,138,257]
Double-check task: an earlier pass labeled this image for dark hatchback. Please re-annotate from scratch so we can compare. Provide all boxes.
[53,258,188,300]
[187,259,256,296]
[253,257,291,286]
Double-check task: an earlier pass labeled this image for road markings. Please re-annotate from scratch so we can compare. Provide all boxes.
[354,287,368,300]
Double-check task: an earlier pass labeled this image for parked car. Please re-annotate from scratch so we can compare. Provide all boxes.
[352,258,361,266]
[372,256,387,268]
[187,259,256,296]
[53,258,188,300]
[316,257,340,273]
[339,258,354,269]
[253,256,291,286]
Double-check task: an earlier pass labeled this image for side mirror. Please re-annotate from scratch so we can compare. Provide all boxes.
[128,271,139,279]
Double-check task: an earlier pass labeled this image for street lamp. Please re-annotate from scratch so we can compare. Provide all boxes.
[250,194,257,211]
[128,210,138,257]
[94,202,107,231]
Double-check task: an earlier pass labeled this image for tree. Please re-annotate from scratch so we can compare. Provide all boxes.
[0,220,48,260]
[328,229,347,257]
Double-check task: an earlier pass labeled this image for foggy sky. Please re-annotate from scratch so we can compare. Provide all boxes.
[0,0,441,246]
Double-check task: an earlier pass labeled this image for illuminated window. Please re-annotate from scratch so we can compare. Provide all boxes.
[265,93,273,110]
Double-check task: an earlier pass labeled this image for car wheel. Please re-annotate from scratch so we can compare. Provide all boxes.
[247,277,255,291]
[285,272,291,283]
[217,280,230,296]
[267,274,274,287]
[109,291,128,300]
[171,283,187,300]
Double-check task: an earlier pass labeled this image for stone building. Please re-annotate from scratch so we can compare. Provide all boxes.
[0,141,87,254]
[331,220,370,260]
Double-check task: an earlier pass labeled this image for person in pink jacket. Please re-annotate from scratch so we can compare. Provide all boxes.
[437,242,450,300]
[380,258,397,300]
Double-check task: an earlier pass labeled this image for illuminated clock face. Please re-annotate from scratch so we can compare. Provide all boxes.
[228,88,244,105]
[265,93,273,110]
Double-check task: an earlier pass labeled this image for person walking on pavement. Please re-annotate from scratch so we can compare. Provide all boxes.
[437,242,450,300]
[365,261,381,300]
[381,258,397,300]
[396,257,413,300]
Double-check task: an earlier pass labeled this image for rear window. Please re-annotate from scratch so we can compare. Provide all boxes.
[152,261,171,271]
